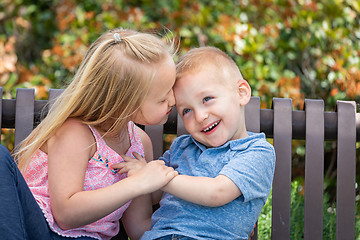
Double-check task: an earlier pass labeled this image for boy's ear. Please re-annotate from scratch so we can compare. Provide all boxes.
[237,79,251,106]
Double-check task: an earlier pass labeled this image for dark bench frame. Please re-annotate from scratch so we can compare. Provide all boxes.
[1,88,358,240]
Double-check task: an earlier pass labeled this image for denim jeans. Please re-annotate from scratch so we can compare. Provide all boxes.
[156,235,197,240]
[0,145,95,240]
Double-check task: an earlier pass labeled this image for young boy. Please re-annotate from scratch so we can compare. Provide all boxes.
[121,46,275,240]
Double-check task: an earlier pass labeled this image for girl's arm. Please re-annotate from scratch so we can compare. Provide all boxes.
[46,119,177,230]
[122,153,241,207]
[120,126,155,239]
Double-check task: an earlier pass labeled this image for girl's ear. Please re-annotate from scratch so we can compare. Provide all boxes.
[237,79,251,106]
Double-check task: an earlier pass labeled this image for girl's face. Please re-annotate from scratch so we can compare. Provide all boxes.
[133,56,176,126]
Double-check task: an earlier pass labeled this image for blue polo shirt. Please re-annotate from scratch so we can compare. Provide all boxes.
[141,132,275,240]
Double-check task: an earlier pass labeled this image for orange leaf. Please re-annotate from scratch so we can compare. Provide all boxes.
[52,44,64,57]
[330,88,338,97]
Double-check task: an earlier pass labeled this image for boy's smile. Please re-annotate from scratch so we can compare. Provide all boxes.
[174,65,250,147]
[202,120,221,134]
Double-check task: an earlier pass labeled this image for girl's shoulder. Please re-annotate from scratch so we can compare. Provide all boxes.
[58,118,91,136]
[45,118,96,158]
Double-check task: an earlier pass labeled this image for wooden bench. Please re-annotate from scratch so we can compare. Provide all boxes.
[1,88,358,240]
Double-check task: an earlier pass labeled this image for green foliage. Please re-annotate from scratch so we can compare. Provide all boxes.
[258,179,360,239]
[2,0,360,107]
[257,187,272,238]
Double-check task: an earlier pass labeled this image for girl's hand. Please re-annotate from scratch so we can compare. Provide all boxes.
[112,152,147,176]
[112,152,178,194]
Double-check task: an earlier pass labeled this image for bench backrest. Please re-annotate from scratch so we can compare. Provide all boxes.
[1,88,358,240]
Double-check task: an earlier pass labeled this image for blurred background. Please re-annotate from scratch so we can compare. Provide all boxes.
[1,0,359,238]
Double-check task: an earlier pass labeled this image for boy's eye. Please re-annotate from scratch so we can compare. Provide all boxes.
[182,108,191,115]
[203,96,213,103]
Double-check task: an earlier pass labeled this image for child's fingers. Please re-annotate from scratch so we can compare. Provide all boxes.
[111,162,125,169]
[167,170,178,179]
[113,158,148,175]
[115,162,139,174]
[118,166,130,174]
[111,162,131,174]
[111,161,139,170]
[151,160,166,165]
[120,152,146,163]
[132,152,147,163]
[121,155,137,162]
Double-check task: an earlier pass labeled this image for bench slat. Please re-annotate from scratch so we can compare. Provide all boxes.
[245,97,261,133]
[245,97,261,240]
[336,100,356,240]
[271,98,292,240]
[145,124,164,159]
[48,89,64,108]
[14,89,35,147]
[304,99,324,239]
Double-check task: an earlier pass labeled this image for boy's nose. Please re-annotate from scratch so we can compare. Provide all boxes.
[195,110,209,123]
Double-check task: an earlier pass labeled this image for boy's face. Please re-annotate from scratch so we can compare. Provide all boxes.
[174,66,250,147]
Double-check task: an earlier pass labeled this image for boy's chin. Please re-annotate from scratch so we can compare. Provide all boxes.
[196,138,226,148]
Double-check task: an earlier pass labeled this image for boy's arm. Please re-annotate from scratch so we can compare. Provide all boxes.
[162,174,241,207]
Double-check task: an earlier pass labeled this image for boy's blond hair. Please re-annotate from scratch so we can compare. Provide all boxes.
[15,28,177,172]
[176,46,243,83]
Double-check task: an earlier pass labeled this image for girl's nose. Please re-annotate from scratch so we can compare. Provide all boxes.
[168,89,175,107]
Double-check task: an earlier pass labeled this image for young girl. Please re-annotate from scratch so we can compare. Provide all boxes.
[0,28,178,240]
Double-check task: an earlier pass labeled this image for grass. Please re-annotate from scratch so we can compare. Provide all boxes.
[258,180,360,239]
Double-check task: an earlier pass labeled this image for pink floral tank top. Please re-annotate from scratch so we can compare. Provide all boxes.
[24,121,145,240]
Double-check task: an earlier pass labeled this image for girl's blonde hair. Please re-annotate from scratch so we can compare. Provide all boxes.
[15,28,177,172]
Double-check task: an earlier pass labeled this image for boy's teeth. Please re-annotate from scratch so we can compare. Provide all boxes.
[203,121,219,132]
